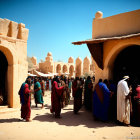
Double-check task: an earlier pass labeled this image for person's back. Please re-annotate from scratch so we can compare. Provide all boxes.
[117,76,131,125]
[117,79,129,97]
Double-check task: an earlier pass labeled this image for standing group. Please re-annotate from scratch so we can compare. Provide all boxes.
[19,75,140,126]
[19,77,44,122]
[92,76,140,126]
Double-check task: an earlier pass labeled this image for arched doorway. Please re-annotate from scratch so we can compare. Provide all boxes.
[69,65,74,77]
[63,65,67,73]
[56,64,61,74]
[113,45,140,84]
[0,51,8,105]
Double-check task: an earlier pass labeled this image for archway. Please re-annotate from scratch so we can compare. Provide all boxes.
[63,65,67,73]
[113,45,140,84]
[0,51,8,105]
[69,65,74,77]
[56,64,61,74]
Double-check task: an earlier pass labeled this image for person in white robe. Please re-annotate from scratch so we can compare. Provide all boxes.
[117,76,132,125]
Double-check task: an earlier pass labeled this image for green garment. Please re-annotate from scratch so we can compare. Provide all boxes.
[34,82,44,104]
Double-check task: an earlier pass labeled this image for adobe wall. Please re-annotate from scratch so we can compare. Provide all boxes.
[93,36,140,84]
[38,53,94,78]
[0,18,29,108]
[92,9,140,39]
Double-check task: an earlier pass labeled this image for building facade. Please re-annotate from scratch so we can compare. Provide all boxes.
[31,52,94,78]
[0,18,29,108]
[73,9,140,84]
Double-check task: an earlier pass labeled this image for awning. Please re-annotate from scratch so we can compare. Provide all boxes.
[72,33,140,45]
[61,72,70,75]
[34,70,53,77]
[48,72,58,76]
[72,33,140,69]
[28,73,37,77]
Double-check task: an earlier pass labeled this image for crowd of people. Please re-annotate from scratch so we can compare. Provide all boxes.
[18,75,140,127]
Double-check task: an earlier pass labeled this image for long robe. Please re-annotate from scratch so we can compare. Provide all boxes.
[34,82,44,104]
[72,80,82,114]
[93,82,110,121]
[64,82,69,106]
[19,83,31,120]
[84,79,93,110]
[40,80,45,96]
[50,81,64,117]
[109,83,117,120]
[117,79,130,124]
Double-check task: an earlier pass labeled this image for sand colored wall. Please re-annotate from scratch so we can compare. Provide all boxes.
[38,53,95,78]
[83,56,90,75]
[92,9,140,39]
[39,53,54,74]
[68,57,74,63]
[90,56,95,73]
[93,36,140,84]
[89,9,140,85]
[31,57,37,65]
[0,18,29,108]
[75,57,83,77]
[53,62,75,77]
[39,53,76,77]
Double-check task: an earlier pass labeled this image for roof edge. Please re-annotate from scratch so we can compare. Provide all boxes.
[72,32,140,45]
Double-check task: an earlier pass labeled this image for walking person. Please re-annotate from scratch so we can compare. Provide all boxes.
[117,76,132,126]
[50,76,64,118]
[18,78,32,122]
[34,78,44,108]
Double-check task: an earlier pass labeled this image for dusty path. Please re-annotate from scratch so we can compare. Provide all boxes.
[0,91,139,140]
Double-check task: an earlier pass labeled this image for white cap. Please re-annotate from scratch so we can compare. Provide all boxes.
[123,76,129,80]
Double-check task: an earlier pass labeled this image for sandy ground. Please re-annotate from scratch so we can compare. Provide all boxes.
[0,91,140,140]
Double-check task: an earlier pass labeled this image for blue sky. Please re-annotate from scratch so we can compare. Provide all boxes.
[0,0,140,63]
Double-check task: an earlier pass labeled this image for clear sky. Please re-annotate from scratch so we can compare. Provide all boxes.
[0,0,140,63]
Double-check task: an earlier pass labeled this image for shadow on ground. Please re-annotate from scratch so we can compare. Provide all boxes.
[0,118,22,123]
[33,105,117,129]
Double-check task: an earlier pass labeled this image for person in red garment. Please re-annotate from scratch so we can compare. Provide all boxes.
[134,84,140,126]
[19,78,31,122]
[50,76,64,118]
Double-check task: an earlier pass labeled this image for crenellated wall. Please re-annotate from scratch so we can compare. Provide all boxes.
[0,18,29,40]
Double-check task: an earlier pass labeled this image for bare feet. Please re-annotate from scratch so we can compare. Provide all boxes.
[41,104,44,109]
[26,119,32,122]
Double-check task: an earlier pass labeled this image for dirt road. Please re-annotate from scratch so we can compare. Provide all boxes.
[0,91,139,140]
